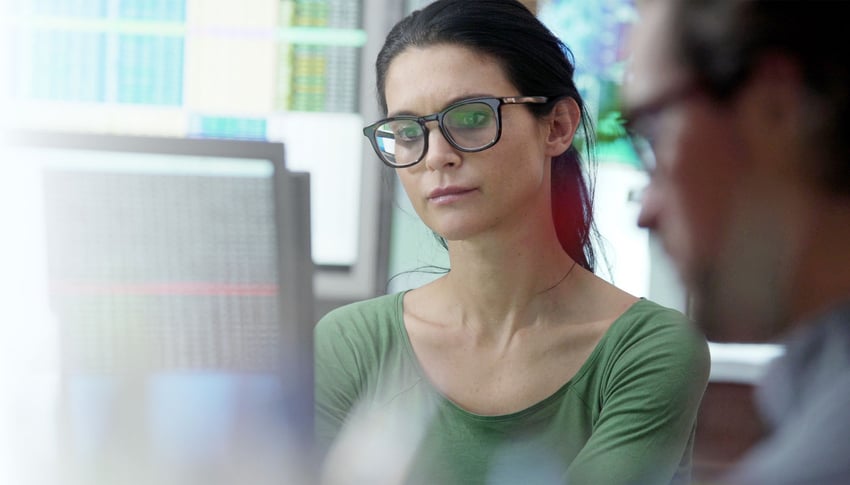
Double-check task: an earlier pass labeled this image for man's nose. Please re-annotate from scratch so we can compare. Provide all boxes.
[636,182,660,229]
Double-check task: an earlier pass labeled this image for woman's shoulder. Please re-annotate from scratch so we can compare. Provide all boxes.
[614,298,696,333]
[601,298,710,364]
[570,298,710,414]
[315,291,406,342]
[314,291,423,406]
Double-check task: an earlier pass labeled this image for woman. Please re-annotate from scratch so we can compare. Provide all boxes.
[315,1,710,483]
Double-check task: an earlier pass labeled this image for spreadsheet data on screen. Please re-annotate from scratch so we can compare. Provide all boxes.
[7,0,366,268]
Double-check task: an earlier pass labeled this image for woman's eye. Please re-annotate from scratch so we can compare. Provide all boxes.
[398,126,421,141]
[448,108,492,129]
[391,123,422,142]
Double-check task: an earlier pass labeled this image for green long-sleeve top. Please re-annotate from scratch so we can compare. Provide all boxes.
[315,292,710,484]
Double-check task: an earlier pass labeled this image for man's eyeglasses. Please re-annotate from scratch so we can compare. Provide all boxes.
[363,96,549,168]
[623,82,701,175]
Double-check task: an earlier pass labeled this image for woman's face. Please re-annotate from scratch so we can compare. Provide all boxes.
[384,44,554,243]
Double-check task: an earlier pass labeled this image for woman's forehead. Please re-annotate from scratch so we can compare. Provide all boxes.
[384,45,515,113]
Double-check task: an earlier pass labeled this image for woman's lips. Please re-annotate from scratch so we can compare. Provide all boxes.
[427,186,476,205]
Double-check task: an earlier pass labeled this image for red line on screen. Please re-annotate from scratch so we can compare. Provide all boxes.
[50,281,279,296]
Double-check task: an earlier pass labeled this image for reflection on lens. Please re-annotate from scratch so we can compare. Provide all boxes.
[375,120,424,166]
[375,128,396,152]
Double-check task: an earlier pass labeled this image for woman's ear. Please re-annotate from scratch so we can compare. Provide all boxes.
[544,97,581,157]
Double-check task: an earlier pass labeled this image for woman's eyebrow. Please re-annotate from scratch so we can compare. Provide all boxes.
[387,93,493,118]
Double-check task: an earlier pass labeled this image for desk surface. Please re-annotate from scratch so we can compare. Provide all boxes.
[708,342,784,384]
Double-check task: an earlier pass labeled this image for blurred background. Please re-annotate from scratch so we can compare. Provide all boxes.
[0,0,782,483]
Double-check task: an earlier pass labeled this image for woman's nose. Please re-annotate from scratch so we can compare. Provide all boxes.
[423,125,461,171]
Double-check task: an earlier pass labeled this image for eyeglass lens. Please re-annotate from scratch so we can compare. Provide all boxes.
[630,133,657,174]
[372,100,499,167]
[626,113,661,174]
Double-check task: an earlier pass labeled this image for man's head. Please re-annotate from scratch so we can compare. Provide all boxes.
[623,0,850,341]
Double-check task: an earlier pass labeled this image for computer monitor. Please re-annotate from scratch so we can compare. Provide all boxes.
[1,130,316,484]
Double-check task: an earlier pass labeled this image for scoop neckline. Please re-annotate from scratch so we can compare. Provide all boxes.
[392,290,648,421]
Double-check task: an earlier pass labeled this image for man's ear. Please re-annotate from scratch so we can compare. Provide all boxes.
[545,97,581,157]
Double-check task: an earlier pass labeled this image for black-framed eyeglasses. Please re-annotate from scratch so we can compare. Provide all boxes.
[623,82,702,175]
[362,95,549,168]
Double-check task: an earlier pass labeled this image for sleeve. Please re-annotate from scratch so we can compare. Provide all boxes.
[566,310,711,485]
[314,310,365,457]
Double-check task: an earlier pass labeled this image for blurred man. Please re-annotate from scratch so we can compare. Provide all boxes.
[622,0,850,483]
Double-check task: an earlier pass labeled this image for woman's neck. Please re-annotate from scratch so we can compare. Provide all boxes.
[437,233,582,335]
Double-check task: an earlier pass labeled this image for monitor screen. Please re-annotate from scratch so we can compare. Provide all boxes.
[0,131,316,484]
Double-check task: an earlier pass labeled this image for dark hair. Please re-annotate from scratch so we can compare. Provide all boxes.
[671,0,850,194]
[375,0,599,271]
